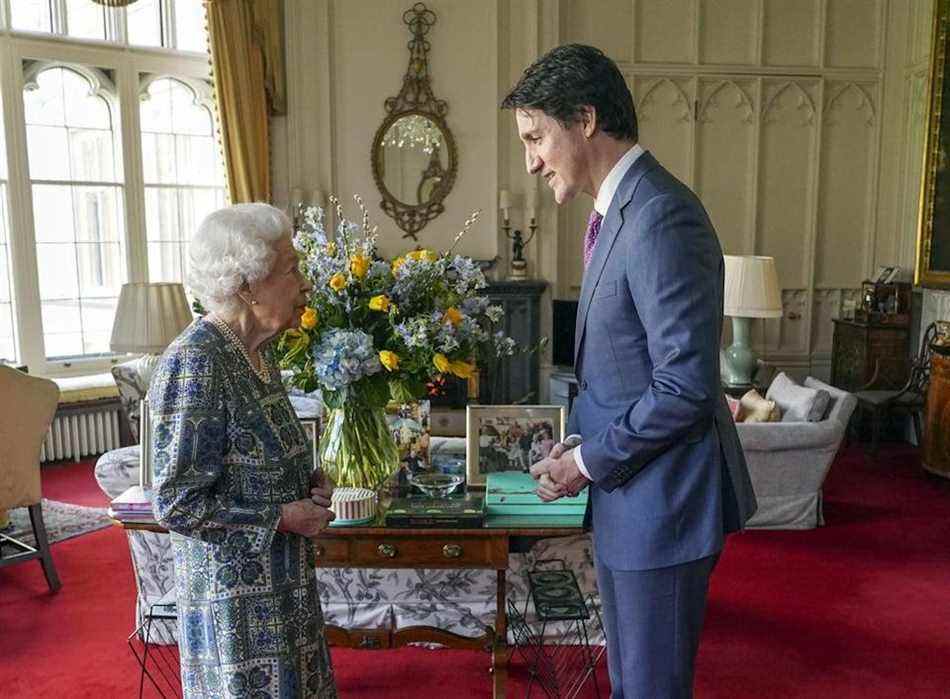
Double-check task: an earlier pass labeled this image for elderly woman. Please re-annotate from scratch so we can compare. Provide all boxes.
[150,203,337,698]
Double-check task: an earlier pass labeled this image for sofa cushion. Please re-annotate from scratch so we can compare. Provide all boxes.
[767,372,830,422]
[738,389,781,423]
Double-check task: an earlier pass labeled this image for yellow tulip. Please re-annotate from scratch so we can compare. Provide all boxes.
[379,350,400,372]
[449,360,476,379]
[299,307,318,330]
[391,256,406,273]
[329,273,347,291]
[350,254,370,279]
[368,295,391,312]
[433,353,450,373]
[326,241,337,256]
[442,307,463,326]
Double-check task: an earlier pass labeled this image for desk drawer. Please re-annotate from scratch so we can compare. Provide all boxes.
[312,538,350,565]
[315,535,506,569]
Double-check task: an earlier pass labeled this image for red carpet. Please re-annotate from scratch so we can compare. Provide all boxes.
[1,447,949,697]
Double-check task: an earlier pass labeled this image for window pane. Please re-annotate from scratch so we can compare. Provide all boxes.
[32,185,76,243]
[147,241,183,283]
[127,0,162,47]
[23,69,66,127]
[10,0,52,33]
[76,242,122,296]
[36,243,80,301]
[73,186,122,243]
[0,304,16,363]
[174,0,208,52]
[69,128,118,182]
[145,187,179,242]
[141,133,177,184]
[26,125,70,180]
[141,78,226,283]
[66,0,106,41]
[25,67,126,360]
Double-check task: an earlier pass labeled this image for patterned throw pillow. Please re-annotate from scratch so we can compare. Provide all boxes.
[738,389,782,423]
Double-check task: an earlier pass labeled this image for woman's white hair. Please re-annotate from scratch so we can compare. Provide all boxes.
[187,203,292,315]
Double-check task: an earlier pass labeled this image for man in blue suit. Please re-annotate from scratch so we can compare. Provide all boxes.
[503,45,757,698]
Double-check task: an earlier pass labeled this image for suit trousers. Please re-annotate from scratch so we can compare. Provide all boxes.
[594,550,719,699]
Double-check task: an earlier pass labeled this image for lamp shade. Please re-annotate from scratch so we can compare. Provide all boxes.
[110,283,193,354]
[723,255,783,318]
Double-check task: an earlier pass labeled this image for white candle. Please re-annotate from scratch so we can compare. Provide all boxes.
[527,185,538,222]
[290,188,304,209]
[499,189,511,221]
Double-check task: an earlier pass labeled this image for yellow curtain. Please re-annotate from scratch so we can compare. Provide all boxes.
[205,0,286,204]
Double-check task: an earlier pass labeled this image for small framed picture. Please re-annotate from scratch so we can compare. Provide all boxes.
[465,405,566,487]
[875,266,895,284]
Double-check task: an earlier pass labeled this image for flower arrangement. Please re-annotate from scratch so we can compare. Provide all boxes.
[278,195,517,488]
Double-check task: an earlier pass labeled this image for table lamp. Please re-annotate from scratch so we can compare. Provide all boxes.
[722,255,783,388]
[110,282,193,388]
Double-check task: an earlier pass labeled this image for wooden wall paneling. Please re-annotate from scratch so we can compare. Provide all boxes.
[757,79,818,289]
[698,0,758,66]
[565,0,632,63]
[815,81,878,288]
[824,0,883,69]
[695,77,756,255]
[633,75,694,186]
[633,0,695,64]
[762,0,821,67]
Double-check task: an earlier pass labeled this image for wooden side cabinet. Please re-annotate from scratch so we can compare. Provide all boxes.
[831,319,910,391]
[923,349,950,479]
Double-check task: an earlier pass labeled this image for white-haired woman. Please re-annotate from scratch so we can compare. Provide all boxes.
[150,203,337,698]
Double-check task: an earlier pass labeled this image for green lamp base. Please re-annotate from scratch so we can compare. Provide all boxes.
[722,316,758,388]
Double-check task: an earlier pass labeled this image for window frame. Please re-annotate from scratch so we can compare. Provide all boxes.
[0,2,218,376]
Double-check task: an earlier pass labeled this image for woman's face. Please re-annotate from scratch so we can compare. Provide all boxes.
[248,234,312,336]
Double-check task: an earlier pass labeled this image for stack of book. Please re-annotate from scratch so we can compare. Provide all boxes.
[109,485,156,523]
[484,471,588,528]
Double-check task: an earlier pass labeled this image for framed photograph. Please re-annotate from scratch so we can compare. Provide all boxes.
[465,405,566,487]
[875,266,895,284]
[386,399,431,477]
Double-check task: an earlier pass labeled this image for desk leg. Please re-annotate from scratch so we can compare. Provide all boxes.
[493,568,508,699]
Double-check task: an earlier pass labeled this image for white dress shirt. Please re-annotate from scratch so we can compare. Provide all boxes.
[570,143,645,481]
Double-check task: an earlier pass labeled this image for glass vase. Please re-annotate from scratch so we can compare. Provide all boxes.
[318,402,399,490]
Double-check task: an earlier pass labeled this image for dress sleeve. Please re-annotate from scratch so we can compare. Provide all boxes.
[149,344,280,554]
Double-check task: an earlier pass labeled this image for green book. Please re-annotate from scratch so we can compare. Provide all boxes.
[485,471,588,516]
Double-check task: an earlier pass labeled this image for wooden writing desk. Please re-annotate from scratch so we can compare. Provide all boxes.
[112,515,582,698]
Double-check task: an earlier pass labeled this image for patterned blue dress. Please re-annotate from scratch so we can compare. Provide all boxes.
[150,318,336,698]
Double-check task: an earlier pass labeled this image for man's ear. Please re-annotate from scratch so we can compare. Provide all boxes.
[581,105,597,138]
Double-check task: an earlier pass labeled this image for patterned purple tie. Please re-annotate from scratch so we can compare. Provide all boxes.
[583,210,604,269]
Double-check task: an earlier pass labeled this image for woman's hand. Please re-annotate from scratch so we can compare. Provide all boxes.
[309,469,335,508]
[278,499,335,537]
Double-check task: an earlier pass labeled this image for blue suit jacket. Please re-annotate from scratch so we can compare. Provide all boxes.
[570,151,757,571]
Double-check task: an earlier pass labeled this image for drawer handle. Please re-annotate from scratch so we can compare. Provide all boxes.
[313,545,325,558]
[442,544,463,558]
[377,543,397,558]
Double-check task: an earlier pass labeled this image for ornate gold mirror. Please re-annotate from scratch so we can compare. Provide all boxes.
[371,3,457,240]
[919,0,950,288]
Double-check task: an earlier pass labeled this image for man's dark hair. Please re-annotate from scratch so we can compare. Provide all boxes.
[501,44,637,142]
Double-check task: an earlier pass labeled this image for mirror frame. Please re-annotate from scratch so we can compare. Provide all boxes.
[918,0,950,289]
[371,3,457,241]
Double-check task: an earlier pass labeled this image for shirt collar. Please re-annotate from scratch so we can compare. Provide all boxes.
[594,143,645,216]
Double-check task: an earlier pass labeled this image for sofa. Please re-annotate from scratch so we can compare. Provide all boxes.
[737,377,857,529]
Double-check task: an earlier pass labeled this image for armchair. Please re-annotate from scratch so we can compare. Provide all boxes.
[738,378,857,529]
[853,322,937,454]
[0,366,62,591]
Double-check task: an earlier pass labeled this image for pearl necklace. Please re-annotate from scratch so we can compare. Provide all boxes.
[207,314,272,384]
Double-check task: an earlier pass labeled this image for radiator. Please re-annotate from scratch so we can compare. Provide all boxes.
[40,406,122,463]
